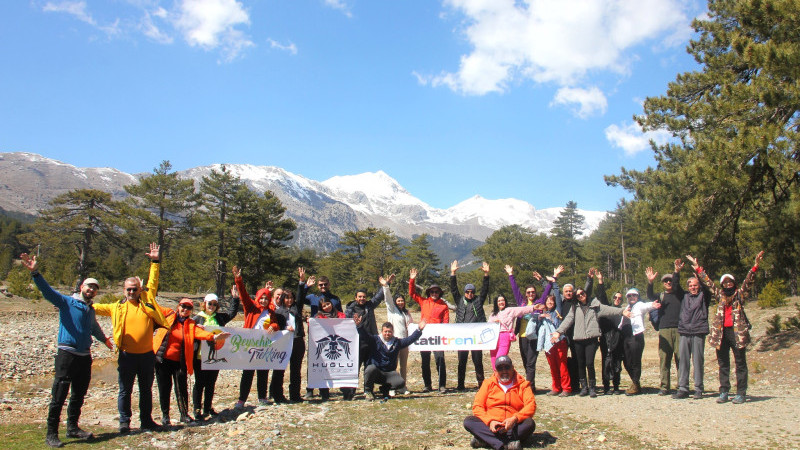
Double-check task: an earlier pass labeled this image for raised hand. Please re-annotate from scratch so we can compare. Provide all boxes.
[353,313,363,326]
[386,273,396,284]
[298,267,306,282]
[231,285,239,298]
[532,271,542,281]
[686,255,699,270]
[19,253,37,271]
[409,268,418,280]
[379,276,388,286]
[450,260,459,275]
[645,267,657,284]
[554,265,564,278]
[307,275,316,288]
[596,270,603,284]
[266,280,274,291]
[504,265,513,276]
[755,251,765,266]
[232,265,241,278]
[482,261,490,274]
[587,267,596,278]
[147,242,160,261]
[674,258,684,272]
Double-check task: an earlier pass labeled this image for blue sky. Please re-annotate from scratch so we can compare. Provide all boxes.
[0,0,705,212]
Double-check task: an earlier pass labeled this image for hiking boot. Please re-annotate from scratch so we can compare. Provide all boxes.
[625,383,641,396]
[456,384,466,392]
[119,422,131,434]
[439,387,447,394]
[732,394,746,404]
[470,436,489,448]
[140,420,163,432]
[547,390,560,396]
[179,415,196,426]
[578,379,588,397]
[692,391,703,400]
[589,387,597,398]
[422,386,433,393]
[672,390,689,399]
[45,433,64,448]
[161,414,171,427]
[506,440,522,450]
[659,388,670,396]
[716,392,729,404]
[66,425,93,440]
[603,387,611,395]
[558,391,571,397]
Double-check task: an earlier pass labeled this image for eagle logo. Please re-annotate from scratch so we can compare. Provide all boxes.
[314,334,353,360]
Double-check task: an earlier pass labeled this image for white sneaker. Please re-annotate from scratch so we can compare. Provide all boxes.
[235,400,245,409]
[388,390,396,397]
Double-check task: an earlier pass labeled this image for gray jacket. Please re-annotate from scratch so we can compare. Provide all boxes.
[556,298,624,340]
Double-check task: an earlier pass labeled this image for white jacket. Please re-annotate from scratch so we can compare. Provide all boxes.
[618,301,656,335]
[384,286,414,338]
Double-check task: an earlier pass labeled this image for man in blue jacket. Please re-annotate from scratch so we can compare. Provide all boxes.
[21,253,112,448]
[356,316,426,400]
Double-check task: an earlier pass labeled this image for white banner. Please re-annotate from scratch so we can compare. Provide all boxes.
[200,326,294,370]
[306,318,359,389]
[407,323,500,351]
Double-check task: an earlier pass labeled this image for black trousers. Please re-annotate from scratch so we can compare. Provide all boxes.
[573,338,599,384]
[622,332,645,385]
[239,369,268,402]
[717,327,748,394]
[463,415,535,450]
[518,336,539,389]
[566,335,580,391]
[364,364,406,394]
[421,351,446,389]
[457,350,485,388]
[288,337,305,400]
[155,359,189,420]
[48,349,92,433]
[192,359,219,413]
[270,369,286,401]
[117,351,155,425]
[601,335,623,389]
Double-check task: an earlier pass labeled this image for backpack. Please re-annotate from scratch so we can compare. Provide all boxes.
[649,292,665,331]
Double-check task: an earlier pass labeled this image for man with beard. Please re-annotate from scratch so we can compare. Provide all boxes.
[343,277,387,400]
[451,260,489,391]
[645,259,685,396]
[21,253,113,447]
[463,355,536,450]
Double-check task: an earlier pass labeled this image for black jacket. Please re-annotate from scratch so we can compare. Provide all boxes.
[451,274,489,323]
[345,288,386,336]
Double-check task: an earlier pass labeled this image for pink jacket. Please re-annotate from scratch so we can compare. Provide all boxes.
[489,304,538,333]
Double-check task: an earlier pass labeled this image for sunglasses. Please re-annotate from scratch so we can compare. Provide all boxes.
[465,290,475,294]
[125,288,138,292]
[525,291,536,295]
[496,364,512,370]
[206,302,219,307]
[663,280,673,284]
[577,292,587,297]
[179,304,193,310]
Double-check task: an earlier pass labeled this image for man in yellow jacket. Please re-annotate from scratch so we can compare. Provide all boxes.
[94,243,167,433]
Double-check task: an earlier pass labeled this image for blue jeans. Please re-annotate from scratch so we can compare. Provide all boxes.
[118,351,155,425]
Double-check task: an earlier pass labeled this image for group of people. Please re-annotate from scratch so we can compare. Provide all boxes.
[24,243,764,449]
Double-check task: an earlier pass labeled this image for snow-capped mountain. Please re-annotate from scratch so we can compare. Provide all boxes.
[0,152,609,253]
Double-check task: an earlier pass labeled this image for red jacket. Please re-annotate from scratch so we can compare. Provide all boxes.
[235,276,278,331]
[408,278,449,323]
[472,372,536,425]
[153,312,216,375]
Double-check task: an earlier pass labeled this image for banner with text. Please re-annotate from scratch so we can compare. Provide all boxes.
[306,318,359,389]
[407,323,500,351]
[200,326,294,370]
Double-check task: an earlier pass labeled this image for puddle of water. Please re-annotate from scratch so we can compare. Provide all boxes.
[0,357,119,395]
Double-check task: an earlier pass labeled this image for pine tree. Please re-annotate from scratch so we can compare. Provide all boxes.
[552,201,586,276]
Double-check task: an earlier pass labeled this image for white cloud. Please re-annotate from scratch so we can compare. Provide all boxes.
[140,8,173,44]
[551,86,607,118]
[43,1,96,25]
[605,121,672,156]
[175,0,254,61]
[323,0,353,18]
[267,38,298,55]
[425,0,693,116]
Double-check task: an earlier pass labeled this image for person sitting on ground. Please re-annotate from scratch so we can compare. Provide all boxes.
[354,314,426,401]
[21,253,113,448]
[154,299,230,426]
[463,355,536,450]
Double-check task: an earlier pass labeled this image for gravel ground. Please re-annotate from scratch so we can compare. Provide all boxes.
[2,296,800,449]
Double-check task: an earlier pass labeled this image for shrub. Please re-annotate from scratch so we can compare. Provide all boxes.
[6,266,42,299]
[766,314,782,335]
[784,305,800,331]
[757,280,788,308]
[95,292,121,304]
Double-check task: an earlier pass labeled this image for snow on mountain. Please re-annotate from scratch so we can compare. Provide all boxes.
[320,171,433,218]
[430,195,539,229]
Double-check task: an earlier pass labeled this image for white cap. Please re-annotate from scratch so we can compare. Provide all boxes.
[82,278,100,288]
[626,288,640,297]
[204,293,219,303]
[720,274,735,284]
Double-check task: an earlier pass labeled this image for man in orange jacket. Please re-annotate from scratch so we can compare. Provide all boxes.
[463,355,536,450]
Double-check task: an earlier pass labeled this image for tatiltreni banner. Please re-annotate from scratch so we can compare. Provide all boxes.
[200,326,294,370]
[407,323,500,351]
[306,318,359,388]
